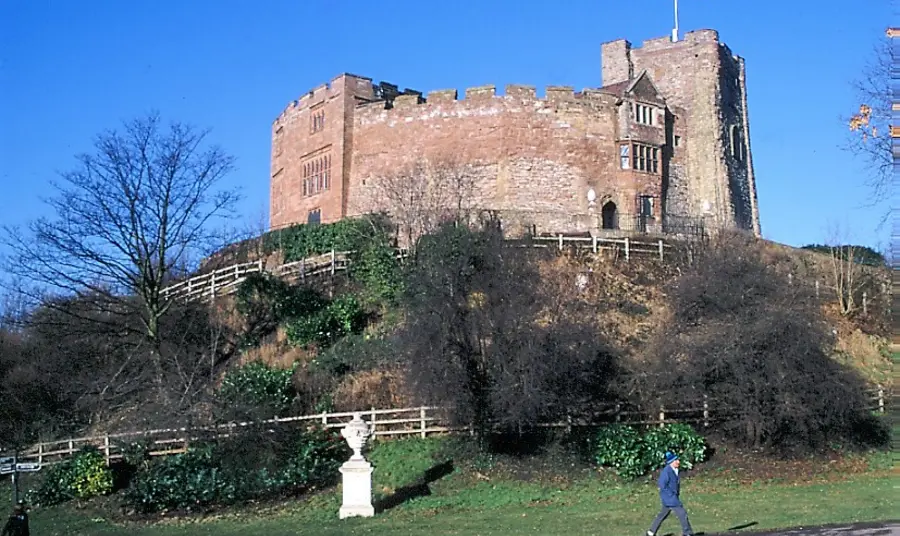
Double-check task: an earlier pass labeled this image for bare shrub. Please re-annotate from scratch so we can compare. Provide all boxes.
[397,223,620,446]
[331,368,412,412]
[639,231,888,453]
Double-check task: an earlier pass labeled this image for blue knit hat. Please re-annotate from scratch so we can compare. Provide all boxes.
[664,451,679,465]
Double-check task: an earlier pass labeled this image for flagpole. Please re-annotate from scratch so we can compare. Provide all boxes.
[672,0,679,42]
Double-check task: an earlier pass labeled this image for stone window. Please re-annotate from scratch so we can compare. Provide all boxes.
[631,143,659,173]
[274,126,284,156]
[302,153,332,197]
[307,208,321,225]
[311,108,325,133]
[638,195,655,218]
[674,135,681,147]
[634,103,654,125]
[619,144,630,169]
[730,126,744,161]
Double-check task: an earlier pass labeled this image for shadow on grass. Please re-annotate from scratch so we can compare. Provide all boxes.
[726,522,759,531]
[373,460,455,514]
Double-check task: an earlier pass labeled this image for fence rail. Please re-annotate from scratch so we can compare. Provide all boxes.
[3,387,887,468]
[161,235,675,304]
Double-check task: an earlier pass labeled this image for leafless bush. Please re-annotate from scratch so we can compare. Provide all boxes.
[638,231,888,453]
[368,156,478,249]
[396,223,619,446]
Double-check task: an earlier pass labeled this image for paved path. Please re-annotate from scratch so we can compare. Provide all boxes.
[711,521,900,535]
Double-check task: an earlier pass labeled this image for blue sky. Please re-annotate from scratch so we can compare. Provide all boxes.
[0,0,892,251]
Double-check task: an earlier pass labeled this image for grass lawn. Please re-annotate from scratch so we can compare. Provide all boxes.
[13,438,896,536]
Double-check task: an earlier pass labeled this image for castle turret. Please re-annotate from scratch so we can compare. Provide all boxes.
[602,30,760,236]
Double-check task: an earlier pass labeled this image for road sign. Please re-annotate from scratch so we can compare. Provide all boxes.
[0,457,13,465]
[14,463,40,472]
[0,464,13,475]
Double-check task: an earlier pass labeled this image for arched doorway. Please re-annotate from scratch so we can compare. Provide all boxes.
[601,201,618,230]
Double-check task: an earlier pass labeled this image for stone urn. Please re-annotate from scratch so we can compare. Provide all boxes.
[341,412,372,461]
[338,413,374,519]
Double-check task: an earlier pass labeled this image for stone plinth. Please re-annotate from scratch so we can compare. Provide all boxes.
[339,459,374,519]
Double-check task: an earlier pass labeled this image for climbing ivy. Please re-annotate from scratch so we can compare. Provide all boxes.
[263,214,394,262]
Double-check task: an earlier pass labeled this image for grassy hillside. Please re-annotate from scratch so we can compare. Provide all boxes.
[228,238,892,407]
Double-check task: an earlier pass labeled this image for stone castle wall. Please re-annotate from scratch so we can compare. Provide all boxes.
[345,85,666,235]
[268,29,760,237]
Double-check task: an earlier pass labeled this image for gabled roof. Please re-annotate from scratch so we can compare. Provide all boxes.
[598,70,665,103]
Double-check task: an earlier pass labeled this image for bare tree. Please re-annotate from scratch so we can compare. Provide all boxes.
[2,112,240,400]
[825,222,865,316]
[370,156,478,249]
[397,223,618,447]
[846,31,891,204]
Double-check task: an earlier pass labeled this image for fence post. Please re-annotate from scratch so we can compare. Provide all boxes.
[566,412,572,434]
[592,236,598,254]
[624,237,630,261]
[862,292,868,315]
[331,249,336,275]
[371,407,377,437]
[615,403,621,423]
[558,234,563,251]
[257,258,264,272]
[703,395,709,428]
[68,440,74,455]
[104,434,110,466]
[209,272,216,302]
[321,410,327,426]
[301,259,306,282]
[658,406,665,428]
[37,443,43,466]
[420,408,427,438]
[658,239,664,261]
[878,385,884,413]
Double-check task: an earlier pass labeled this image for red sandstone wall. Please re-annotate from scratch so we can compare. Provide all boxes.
[270,74,375,229]
[346,85,664,235]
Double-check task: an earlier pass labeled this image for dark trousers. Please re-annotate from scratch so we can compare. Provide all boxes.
[648,504,693,535]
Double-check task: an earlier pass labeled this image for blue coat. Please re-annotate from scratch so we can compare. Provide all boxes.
[657,464,682,507]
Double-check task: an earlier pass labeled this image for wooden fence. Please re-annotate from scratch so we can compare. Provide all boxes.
[160,235,674,304]
[5,386,887,468]
[160,251,351,302]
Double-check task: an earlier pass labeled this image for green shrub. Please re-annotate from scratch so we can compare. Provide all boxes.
[235,273,326,322]
[123,426,346,513]
[349,240,404,306]
[312,333,395,377]
[233,274,328,349]
[263,214,394,262]
[285,295,366,348]
[218,361,297,416]
[592,423,708,479]
[591,424,651,480]
[34,446,113,505]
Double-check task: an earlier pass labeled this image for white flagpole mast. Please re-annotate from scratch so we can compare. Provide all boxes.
[672,0,680,42]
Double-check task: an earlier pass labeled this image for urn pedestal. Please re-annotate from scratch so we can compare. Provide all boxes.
[338,412,374,519]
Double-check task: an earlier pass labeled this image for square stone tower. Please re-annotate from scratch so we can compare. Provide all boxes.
[602,29,761,236]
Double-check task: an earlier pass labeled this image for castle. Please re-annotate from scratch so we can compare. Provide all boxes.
[269,29,761,239]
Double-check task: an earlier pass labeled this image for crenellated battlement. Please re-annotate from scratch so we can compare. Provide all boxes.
[272,73,377,127]
[355,82,619,120]
[631,29,721,52]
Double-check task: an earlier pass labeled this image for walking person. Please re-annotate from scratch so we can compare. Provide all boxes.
[646,451,694,536]
[0,502,29,536]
